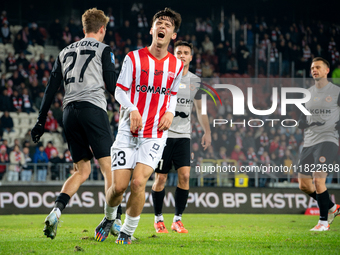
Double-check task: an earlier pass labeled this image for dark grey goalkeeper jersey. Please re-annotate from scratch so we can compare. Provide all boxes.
[60,38,113,111]
[37,37,117,123]
[168,71,200,138]
[304,82,340,147]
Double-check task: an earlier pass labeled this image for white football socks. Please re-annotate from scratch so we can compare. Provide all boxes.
[155,214,164,223]
[319,220,328,226]
[105,202,118,220]
[173,215,182,222]
[121,213,140,236]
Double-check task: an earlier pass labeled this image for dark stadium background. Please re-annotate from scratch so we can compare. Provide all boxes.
[1,0,339,25]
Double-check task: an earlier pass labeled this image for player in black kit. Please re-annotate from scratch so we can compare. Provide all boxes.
[31,8,117,239]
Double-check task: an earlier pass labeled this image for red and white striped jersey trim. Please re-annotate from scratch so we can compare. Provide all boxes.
[117,47,183,138]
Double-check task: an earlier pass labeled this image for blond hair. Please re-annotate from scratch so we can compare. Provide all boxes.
[82,8,109,34]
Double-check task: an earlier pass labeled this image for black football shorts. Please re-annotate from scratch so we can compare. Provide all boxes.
[298,141,338,176]
[63,101,113,163]
[155,138,190,174]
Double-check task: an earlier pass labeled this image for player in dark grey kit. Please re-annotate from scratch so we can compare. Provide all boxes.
[151,41,211,233]
[298,57,340,231]
[31,8,117,239]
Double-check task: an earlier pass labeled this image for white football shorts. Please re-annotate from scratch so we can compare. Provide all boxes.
[111,133,167,171]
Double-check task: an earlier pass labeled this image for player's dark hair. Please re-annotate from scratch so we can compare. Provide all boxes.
[312,57,330,68]
[174,40,193,50]
[174,40,193,55]
[152,7,182,32]
[82,8,109,34]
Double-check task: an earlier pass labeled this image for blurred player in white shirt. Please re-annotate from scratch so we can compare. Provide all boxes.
[152,40,211,234]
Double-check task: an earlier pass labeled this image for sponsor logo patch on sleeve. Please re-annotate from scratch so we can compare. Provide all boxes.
[110,52,115,64]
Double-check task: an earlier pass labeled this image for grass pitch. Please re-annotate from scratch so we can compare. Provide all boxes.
[0,214,338,254]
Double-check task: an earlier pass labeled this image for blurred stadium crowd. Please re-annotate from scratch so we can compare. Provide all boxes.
[0,5,340,186]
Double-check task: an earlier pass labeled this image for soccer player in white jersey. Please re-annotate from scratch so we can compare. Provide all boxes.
[94,8,183,244]
[31,8,117,239]
[152,41,211,233]
[297,57,340,231]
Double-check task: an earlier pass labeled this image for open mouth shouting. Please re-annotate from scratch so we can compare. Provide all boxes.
[157,31,165,40]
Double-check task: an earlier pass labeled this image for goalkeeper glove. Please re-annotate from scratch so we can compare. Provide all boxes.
[31,120,45,143]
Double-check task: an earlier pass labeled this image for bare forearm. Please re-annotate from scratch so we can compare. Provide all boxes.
[195,99,211,134]
[197,114,211,134]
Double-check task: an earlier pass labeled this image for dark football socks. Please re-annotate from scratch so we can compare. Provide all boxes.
[55,193,70,212]
[309,191,334,209]
[116,204,122,220]
[316,190,330,221]
[175,187,189,216]
[152,189,165,216]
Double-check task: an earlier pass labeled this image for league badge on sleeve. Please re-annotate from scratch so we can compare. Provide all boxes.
[110,52,115,64]
[179,83,186,89]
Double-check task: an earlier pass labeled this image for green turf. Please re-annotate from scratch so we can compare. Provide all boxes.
[0,214,338,254]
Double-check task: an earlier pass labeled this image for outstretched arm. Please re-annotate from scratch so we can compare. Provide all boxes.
[31,56,63,143]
